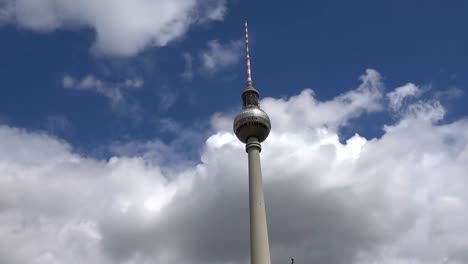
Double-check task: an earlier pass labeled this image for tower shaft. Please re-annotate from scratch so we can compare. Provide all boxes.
[247,137,271,264]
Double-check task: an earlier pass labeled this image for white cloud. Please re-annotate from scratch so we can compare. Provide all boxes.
[0,0,227,56]
[1,69,468,264]
[63,74,143,103]
[182,39,242,80]
[404,100,446,123]
[387,83,423,111]
[63,74,144,121]
[199,39,243,73]
[261,69,384,133]
[385,83,447,128]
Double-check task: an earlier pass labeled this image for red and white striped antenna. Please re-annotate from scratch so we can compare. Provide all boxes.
[245,19,253,87]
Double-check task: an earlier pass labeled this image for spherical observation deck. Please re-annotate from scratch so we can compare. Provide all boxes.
[233,106,271,143]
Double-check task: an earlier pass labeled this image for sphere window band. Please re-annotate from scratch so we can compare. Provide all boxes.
[243,92,259,107]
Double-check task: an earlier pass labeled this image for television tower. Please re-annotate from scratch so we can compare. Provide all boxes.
[233,19,272,264]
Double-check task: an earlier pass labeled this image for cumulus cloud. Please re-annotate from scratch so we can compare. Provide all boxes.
[0,0,227,56]
[63,74,143,103]
[385,83,449,127]
[63,74,144,121]
[259,69,385,133]
[1,69,468,264]
[199,39,243,73]
[181,39,242,80]
[387,83,423,111]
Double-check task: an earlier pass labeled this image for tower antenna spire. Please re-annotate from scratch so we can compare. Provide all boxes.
[245,18,253,87]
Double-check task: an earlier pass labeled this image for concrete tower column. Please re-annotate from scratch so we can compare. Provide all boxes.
[246,137,271,264]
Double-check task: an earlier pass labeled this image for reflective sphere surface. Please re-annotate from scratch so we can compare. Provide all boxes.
[233,107,271,143]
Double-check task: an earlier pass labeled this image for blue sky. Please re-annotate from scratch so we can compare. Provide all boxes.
[1,0,466,155]
[1,1,468,264]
